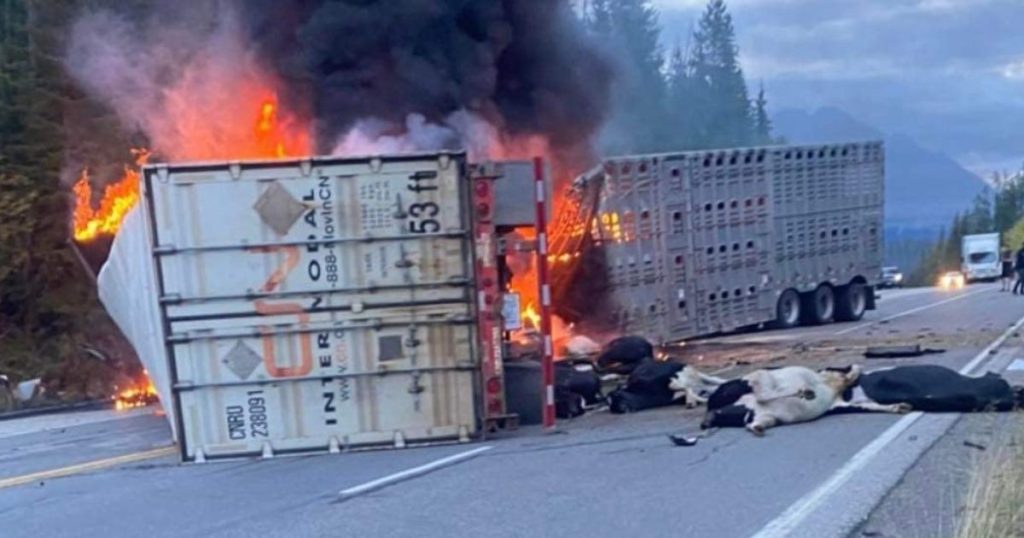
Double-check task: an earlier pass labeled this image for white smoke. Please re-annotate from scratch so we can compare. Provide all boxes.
[332,110,501,161]
[65,5,303,162]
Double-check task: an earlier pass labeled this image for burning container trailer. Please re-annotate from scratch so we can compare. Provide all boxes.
[550,141,885,343]
[98,152,552,461]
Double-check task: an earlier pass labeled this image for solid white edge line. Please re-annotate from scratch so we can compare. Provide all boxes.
[752,310,1024,538]
[338,445,493,500]
[833,288,990,336]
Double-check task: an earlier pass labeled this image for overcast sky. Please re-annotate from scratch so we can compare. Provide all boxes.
[652,0,1024,177]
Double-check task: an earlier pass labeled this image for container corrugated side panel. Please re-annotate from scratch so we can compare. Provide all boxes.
[144,153,480,460]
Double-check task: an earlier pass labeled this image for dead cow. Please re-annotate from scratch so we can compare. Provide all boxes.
[608,361,726,413]
[701,365,881,435]
[824,364,1024,414]
[596,336,655,375]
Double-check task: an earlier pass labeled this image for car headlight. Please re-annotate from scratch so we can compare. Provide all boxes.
[894,273,903,282]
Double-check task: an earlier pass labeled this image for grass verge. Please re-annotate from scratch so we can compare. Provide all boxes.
[956,417,1024,538]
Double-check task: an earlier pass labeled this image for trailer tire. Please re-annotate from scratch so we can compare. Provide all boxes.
[802,285,835,325]
[836,283,867,322]
[771,289,802,329]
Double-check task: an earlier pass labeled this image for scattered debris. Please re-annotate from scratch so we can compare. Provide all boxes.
[863,344,946,359]
[963,440,987,451]
[668,434,699,447]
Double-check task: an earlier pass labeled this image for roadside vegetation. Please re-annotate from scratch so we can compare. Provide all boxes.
[956,418,1024,538]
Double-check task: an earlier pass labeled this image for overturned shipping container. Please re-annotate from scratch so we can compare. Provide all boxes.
[101,153,489,461]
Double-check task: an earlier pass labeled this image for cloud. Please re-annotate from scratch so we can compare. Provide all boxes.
[653,0,1024,177]
[1000,59,1024,80]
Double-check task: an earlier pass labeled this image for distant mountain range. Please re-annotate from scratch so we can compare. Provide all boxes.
[772,107,989,233]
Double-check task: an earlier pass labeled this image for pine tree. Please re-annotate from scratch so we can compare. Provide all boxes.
[752,81,771,145]
[964,192,994,234]
[993,171,1024,233]
[688,0,755,148]
[0,0,107,381]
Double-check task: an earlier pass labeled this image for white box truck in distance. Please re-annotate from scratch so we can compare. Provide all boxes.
[961,233,1001,282]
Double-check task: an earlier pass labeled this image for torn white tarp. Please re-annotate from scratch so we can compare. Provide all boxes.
[97,205,177,441]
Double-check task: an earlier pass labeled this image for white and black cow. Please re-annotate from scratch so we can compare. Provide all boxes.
[700,365,881,435]
[824,364,1024,414]
[608,360,726,413]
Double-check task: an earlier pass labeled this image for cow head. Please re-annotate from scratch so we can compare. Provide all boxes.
[703,378,754,416]
[817,365,862,395]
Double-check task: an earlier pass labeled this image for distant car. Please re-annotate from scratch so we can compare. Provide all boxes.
[880,266,904,288]
[939,271,966,290]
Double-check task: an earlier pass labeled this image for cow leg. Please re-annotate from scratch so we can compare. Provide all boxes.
[696,372,727,386]
[684,388,707,408]
[831,400,912,414]
[747,415,777,436]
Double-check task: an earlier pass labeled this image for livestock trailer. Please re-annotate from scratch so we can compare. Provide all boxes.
[551,141,885,344]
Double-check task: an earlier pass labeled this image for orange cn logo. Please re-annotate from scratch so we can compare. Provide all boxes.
[251,245,313,378]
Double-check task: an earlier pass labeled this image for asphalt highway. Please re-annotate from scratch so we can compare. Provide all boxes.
[1,283,1020,538]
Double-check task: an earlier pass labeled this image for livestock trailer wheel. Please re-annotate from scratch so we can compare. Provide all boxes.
[801,285,835,325]
[836,282,867,322]
[771,289,802,329]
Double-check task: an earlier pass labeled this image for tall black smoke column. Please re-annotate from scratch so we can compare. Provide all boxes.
[241,0,612,174]
[240,0,616,328]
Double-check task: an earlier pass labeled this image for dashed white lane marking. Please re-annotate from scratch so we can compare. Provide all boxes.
[337,445,493,501]
[833,288,990,336]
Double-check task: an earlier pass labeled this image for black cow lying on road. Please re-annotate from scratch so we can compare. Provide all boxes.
[596,336,655,375]
[608,360,726,413]
[825,364,1024,414]
[554,359,604,418]
[559,335,728,415]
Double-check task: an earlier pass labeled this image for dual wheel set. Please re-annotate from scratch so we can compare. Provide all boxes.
[772,282,868,328]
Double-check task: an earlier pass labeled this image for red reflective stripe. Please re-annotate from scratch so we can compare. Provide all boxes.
[534,157,555,429]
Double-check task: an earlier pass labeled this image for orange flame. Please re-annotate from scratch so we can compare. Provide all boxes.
[72,149,150,242]
[73,95,307,243]
[523,303,541,330]
[113,377,157,411]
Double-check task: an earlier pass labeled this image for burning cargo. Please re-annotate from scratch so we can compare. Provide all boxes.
[98,152,554,461]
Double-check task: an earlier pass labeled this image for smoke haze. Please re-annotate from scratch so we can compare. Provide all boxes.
[67,0,613,174]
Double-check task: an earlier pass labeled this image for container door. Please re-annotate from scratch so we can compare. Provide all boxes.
[145,154,479,461]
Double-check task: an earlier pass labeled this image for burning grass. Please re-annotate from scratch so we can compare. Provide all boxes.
[956,417,1024,538]
[112,376,158,411]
